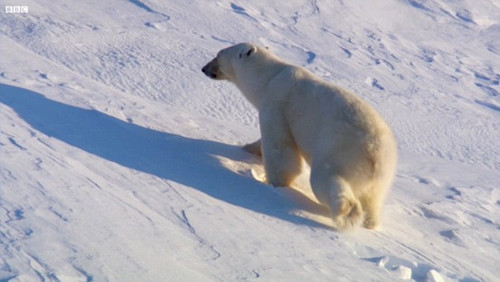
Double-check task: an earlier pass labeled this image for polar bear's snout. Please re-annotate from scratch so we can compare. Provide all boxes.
[202,58,221,80]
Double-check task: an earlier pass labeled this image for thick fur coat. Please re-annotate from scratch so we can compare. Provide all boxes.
[202,43,397,230]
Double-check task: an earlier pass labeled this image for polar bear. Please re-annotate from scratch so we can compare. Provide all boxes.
[202,43,397,230]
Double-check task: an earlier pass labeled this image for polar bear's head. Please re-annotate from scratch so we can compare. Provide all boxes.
[201,42,258,82]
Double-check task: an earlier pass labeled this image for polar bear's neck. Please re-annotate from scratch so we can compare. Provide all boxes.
[232,57,288,111]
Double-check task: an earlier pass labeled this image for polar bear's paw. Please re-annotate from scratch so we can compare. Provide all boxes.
[250,167,267,183]
[330,196,364,231]
[363,212,380,230]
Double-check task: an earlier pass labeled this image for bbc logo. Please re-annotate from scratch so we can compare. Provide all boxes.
[5,6,29,14]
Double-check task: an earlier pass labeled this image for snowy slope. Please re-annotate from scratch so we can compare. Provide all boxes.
[1,0,499,281]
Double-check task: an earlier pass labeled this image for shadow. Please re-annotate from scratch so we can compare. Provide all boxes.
[0,83,329,228]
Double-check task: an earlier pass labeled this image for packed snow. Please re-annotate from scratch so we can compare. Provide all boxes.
[0,0,499,281]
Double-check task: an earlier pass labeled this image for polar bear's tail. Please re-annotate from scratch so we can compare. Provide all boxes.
[328,177,364,231]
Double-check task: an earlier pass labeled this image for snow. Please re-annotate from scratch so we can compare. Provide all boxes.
[0,0,499,281]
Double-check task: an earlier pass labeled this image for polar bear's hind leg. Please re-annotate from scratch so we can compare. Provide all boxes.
[328,176,363,230]
[360,190,384,229]
[310,164,363,230]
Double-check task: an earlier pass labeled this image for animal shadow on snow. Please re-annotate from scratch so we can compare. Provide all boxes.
[0,83,329,228]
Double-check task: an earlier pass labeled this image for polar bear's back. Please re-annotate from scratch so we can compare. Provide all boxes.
[282,66,391,143]
[282,67,396,185]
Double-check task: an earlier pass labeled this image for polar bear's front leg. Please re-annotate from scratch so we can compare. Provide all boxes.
[242,139,262,156]
[259,108,301,187]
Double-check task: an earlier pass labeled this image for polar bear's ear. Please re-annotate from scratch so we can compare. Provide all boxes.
[239,45,257,59]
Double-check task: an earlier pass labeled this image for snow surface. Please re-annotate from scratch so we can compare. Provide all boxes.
[1,0,499,281]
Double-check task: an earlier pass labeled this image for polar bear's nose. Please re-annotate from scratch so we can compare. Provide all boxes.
[202,65,217,79]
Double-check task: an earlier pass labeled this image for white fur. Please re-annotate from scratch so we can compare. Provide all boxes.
[202,43,397,230]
